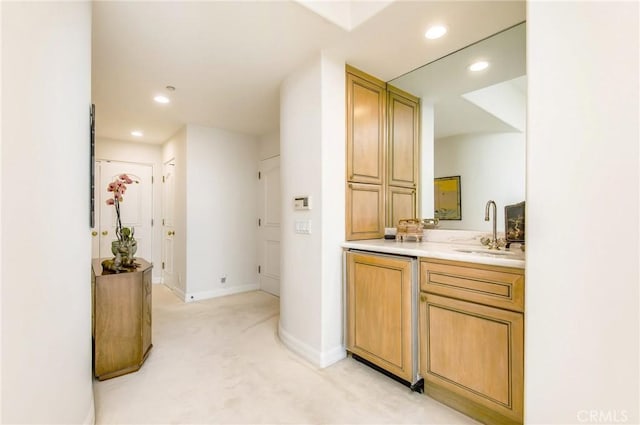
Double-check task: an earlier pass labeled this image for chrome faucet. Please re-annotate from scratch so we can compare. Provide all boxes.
[483,200,500,250]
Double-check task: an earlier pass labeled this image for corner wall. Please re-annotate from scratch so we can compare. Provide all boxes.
[279,51,346,367]
[1,2,95,423]
[184,124,259,300]
[526,1,639,422]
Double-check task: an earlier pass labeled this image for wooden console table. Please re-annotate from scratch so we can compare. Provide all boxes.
[91,258,153,381]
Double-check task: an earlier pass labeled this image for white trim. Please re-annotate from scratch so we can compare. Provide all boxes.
[83,396,95,425]
[278,321,346,368]
[321,344,347,368]
[184,283,259,303]
[152,276,162,284]
[164,283,186,302]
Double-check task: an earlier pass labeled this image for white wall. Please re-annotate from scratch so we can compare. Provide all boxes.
[319,51,346,359]
[280,55,324,357]
[1,2,95,423]
[526,1,639,423]
[96,138,163,282]
[279,51,346,367]
[434,132,525,232]
[184,124,259,300]
[259,130,280,160]
[163,126,188,296]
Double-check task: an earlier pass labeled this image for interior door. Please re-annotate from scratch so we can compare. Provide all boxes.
[97,161,153,261]
[162,159,177,291]
[258,156,281,296]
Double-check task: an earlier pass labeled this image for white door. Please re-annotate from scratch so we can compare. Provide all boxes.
[258,156,281,296]
[94,161,153,261]
[162,159,177,291]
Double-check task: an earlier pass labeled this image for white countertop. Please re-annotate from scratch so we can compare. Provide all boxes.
[342,238,525,269]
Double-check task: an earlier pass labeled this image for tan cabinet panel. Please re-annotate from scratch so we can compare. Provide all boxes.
[347,251,413,382]
[346,182,384,240]
[420,293,524,424]
[346,67,386,185]
[387,86,419,188]
[387,185,416,228]
[421,258,524,312]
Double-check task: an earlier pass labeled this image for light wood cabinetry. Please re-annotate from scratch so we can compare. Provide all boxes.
[346,251,415,382]
[420,258,524,425]
[92,259,153,381]
[387,185,416,231]
[346,182,385,240]
[387,86,420,190]
[345,65,420,239]
[346,67,386,185]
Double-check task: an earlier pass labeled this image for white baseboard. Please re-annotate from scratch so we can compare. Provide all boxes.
[278,321,346,368]
[165,284,186,301]
[184,283,259,303]
[152,276,162,284]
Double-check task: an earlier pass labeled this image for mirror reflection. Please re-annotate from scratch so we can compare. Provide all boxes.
[390,22,526,232]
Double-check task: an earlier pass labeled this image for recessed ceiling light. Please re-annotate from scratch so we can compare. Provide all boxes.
[425,25,447,40]
[469,61,490,72]
[131,130,143,137]
[154,95,170,104]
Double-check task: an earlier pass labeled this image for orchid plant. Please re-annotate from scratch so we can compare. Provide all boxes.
[106,174,139,242]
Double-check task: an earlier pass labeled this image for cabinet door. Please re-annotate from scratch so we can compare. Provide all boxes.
[346,67,386,184]
[346,251,413,382]
[387,185,416,228]
[420,293,524,424]
[387,86,419,188]
[346,182,384,240]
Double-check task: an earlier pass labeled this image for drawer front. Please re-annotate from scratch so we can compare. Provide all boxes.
[420,259,524,312]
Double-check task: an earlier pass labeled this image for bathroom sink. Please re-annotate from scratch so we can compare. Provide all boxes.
[454,249,517,257]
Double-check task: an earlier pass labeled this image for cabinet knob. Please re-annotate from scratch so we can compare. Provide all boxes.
[420,294,427,302]
[101,231,108,236]
[91,231,98,236]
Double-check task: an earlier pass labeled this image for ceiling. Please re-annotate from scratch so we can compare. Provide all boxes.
[92,1,526,144]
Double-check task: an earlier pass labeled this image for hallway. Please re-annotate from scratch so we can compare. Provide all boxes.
[93,286,476,424]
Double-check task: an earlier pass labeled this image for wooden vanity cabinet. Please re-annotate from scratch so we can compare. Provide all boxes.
[92,259,153,381]
[419,259,524,425]
[346,251,415,383]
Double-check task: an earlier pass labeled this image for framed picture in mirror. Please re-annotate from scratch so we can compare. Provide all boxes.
[505,201,525,247]
[434,176,461,220]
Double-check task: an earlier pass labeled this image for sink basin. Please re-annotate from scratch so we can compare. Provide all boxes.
[454,249,517,257]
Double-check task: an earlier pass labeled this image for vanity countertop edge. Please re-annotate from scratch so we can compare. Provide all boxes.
[342,239,525,269]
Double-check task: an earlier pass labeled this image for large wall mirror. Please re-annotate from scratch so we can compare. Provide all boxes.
[390,22,526,232]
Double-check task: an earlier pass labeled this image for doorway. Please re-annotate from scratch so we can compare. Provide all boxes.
[162,158,178,293]
[258,156,281,296]
[91,160,153,261]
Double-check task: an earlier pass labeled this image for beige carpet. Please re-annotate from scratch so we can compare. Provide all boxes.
[93,285,477,425]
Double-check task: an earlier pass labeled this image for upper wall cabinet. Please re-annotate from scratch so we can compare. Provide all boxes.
[346,66,387,185]
[346,65,421,240]
[387,86,419,189]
